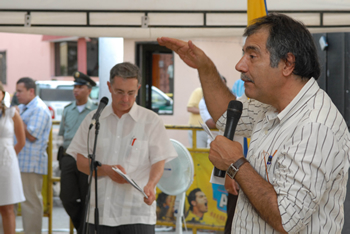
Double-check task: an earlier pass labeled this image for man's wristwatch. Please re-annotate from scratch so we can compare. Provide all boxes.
[226,157,249,179]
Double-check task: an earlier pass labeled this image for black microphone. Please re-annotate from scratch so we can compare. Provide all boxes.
[89,97,109,129]
[213,100,243,177]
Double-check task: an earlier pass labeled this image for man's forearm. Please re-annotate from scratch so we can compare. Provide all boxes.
[197,59,235,122]
[147,160,166,188]
[77,153,108,177]
[235,163,287,233]
[187,106,200,114]
[24,128,36,142]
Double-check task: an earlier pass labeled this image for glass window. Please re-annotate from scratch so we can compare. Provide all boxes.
[55,41,77,76]
[151,53,174,115]
[54,38,99,76]
[87,38,99,77]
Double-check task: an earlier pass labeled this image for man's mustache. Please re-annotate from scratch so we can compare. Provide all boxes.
[241,74,254,83]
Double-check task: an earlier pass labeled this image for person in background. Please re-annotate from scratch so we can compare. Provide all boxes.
[15,77,52,234]
[231,79,245,99]
[58,72,97,234]
[0,81,25,234]
[10,93,19,107]
[199,75,227,147]
[67,62,177,233]
[187,87,207,148]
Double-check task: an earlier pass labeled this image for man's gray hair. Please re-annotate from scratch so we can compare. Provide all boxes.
[109,62,142,84]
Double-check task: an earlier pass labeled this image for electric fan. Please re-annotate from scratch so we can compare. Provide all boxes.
[157,139,194,234]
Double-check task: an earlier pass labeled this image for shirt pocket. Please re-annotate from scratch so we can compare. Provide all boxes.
[125,140,148,173]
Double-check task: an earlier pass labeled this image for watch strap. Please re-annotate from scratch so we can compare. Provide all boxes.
[233,157,248,170]
[226,157,248,179]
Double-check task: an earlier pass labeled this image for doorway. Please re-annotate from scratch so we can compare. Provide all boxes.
[135,42,174,115]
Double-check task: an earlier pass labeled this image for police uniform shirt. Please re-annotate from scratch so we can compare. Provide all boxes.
[59,98,98,149]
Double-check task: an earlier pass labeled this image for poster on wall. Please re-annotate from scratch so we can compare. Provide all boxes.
[156,152,228,227]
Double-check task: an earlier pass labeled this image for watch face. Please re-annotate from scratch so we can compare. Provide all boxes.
[227,165,238,179]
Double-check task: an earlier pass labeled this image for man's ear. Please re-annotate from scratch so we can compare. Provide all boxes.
[107,81,111,93]
[30,88,35,96]
[191,200,197,207]
[283,53,295,77]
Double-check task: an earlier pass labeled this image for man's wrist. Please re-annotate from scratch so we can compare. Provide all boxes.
[226,157,249,179]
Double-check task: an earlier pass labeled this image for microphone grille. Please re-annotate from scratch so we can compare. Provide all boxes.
[228,100,243,112]
[101,96,109,105]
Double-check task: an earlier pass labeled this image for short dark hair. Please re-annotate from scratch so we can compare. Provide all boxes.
[244,13,320,80]
[187,188,201,211]
[17,77,36,93]
[109,62,142,84]
[156,192,168,208]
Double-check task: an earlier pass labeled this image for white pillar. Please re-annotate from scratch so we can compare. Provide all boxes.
[98,37,124,101]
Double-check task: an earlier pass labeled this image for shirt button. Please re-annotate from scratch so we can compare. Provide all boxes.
[265,130,268,134]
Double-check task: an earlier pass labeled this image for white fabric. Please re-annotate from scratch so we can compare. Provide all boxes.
[217,78,350,233]
[199,98,212,123]
[0,107,25,205]
[3,92,10,108]
[76,103,86,113]
[67,102,178,226]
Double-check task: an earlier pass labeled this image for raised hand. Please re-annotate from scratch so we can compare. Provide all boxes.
[157,37,211,70]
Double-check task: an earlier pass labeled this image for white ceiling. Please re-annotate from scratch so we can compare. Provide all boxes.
[1,0,350,38]
[2,0,350,11]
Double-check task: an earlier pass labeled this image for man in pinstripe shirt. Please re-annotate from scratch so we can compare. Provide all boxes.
[158,13,350,233]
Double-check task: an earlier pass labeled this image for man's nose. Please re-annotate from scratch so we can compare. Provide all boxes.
[235,56,248,73]
[122,94,130,101]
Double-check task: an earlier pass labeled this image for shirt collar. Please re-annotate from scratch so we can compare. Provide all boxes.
[100,101,139,122]
[24,96,39,109]
[128,102,139,122]
[72,98,95,110]
[277,78,319,124]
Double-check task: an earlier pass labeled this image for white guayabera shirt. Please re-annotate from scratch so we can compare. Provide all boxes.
[67,102,178,226]
[217,78,350,234]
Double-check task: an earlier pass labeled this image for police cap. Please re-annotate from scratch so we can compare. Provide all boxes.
[73,71,96,87]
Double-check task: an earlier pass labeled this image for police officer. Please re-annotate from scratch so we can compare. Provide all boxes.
[58,71,97,234]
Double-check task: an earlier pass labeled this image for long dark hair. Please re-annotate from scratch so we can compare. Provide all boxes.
[0,81,6,116]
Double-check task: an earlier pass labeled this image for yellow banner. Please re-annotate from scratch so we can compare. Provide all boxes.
[156,151,228,227]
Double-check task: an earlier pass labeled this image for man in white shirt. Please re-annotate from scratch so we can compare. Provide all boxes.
[158,13,350,233]
[67,62,177,233]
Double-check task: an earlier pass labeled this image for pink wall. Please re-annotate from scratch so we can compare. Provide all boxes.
[124,37,244,147]
[77,38,87,74]
[0,32,52,95]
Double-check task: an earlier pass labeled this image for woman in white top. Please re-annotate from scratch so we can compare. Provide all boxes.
[0,82,25,234]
